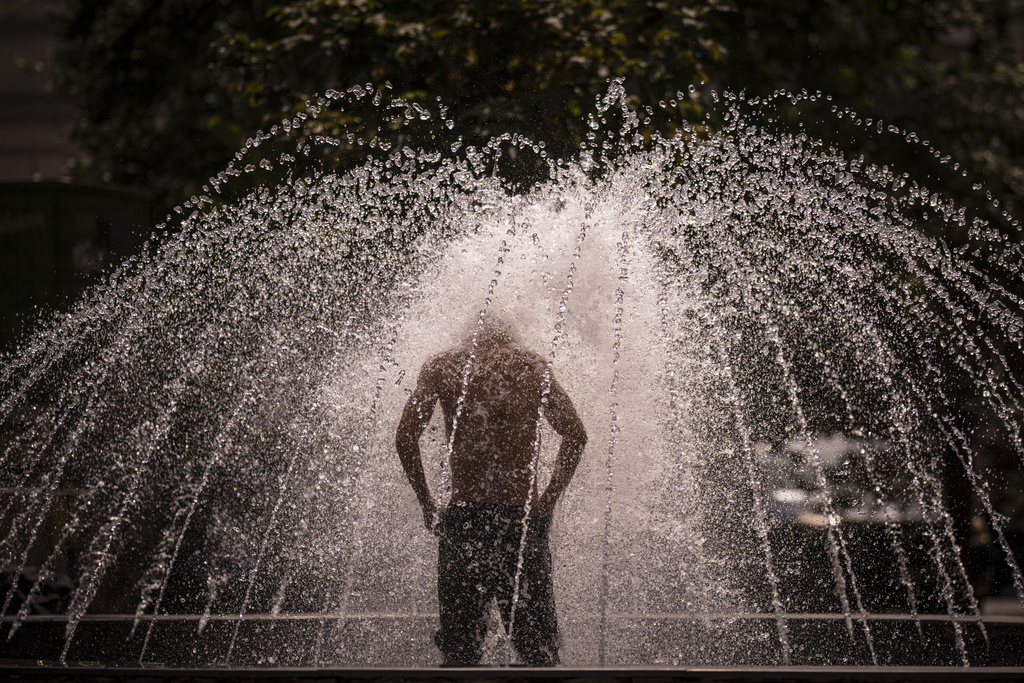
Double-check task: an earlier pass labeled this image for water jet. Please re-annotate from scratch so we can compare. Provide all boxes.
[1,81,1022,670]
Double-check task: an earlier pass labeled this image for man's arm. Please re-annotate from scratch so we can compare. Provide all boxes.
[536,373,587,511]
[396,359,440,531]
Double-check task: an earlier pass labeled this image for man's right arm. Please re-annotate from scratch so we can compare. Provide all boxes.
[396,359,440,531]
[536,373,587,511]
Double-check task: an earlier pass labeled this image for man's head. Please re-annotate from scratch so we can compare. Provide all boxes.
[463,311,519,349]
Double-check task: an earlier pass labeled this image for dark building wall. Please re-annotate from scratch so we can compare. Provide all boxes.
[0,0,76,182]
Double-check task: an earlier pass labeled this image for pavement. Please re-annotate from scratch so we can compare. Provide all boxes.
[2,666,1024,683]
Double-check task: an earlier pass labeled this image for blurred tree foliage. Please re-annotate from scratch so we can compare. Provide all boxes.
[55,0,729,210]
[55,1,271,206]
[54,0,1024,227]
[712,0,1024,234]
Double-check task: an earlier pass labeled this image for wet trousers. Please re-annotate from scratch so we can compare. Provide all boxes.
[435,501,558,666]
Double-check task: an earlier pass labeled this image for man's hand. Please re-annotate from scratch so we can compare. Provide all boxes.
[422,499,439,535]
[397,360,440,536]
[538,375,587,513]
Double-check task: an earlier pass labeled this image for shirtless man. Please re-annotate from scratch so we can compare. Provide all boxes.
[395,319,587,666]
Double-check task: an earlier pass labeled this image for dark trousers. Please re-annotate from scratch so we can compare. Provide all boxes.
[435,501,558,666]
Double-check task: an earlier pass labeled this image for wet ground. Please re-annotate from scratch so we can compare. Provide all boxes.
[2,666,1024,683]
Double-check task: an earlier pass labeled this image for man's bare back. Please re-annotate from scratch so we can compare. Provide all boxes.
[396,325,587,530]
[395,321,586,665]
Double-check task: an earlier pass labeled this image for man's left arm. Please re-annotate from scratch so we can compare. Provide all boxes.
[536,374,587,511]
[396,360,440,531]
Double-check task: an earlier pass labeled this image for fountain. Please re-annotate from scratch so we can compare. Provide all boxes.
[1,80,1023,671]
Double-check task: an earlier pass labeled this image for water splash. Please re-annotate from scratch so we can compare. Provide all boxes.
[1,80,1022,667]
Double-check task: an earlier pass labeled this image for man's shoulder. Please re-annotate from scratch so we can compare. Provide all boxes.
[429,347,467,363]
[514,346,547,368]
[423,349,466,376]
[497,346,548,377]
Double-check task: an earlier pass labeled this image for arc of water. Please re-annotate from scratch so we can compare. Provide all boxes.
[822,254,984,662]
[856,276,1003,640]
[937,413,1024,606]
[60,369,191,663]
[795,270,979,656]
[265,321,359,621]
[0,356,118,556]
[795,326,924,639]
[877,399,977,665]
[654,147,828,663]
[1,297,190,628]
[0,503,33,567]
[656,291,683,443]
[727,103,1024,465]
[1,441,81,622]
[750,212,940,640]
[768,327,876,663]
[223,431,305,664]
[652,238,753,660]
[806,275,980,664]
[740,271,878,665]
[925,220,1024,341]
[781,158,1021,640]
[646,185,694,482]
[718,137,1006,659]
[902,457,972,666]
[683,173,877,658]
[508,194,592,661]
[790,230,992,663]
[927,473,990,647]
[921,377,1024,588]
[870,259,1024,614]
[268,515,307,617]
[854,202,1024,469]
[925,308,1024,469]
[0,331,60,414]
[716,104,1019,659]
[6,485,95,639]
[227,330,358,652]
[0,236,195,478]
[314,316,408,665]
[0,361,68,471]
[132,503,191,633]
[4,333,177,633]
[706,316,792,666]
[196,541,230,635]
[137,381,260,662]
[597,230,629,666]
[910,439,991,649]
[0,240,220,577]
[0,274,134,442]
[979,334,1024,418]
[45,236,238,648]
